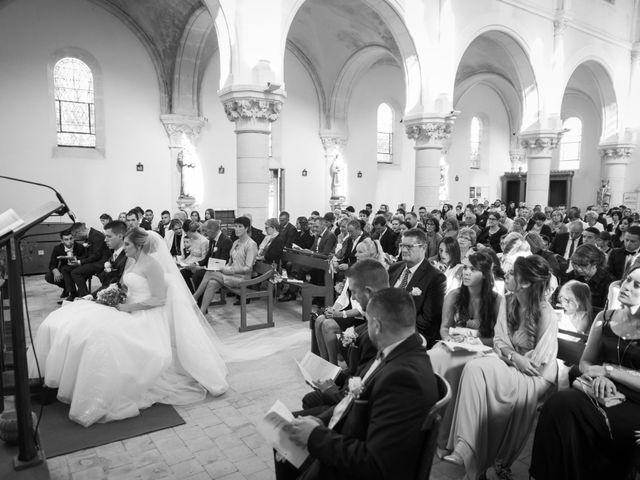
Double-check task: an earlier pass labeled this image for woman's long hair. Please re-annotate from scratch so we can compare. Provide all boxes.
[507,255,551,350]
[439,236,461,268]
[456,251,498,338]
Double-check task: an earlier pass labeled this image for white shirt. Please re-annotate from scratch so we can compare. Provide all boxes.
[111,246,124,261]
[564,236,580,260]
[393,259,424,288]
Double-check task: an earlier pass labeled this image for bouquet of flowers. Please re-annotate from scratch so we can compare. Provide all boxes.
[96,284,127,307]
[338,326,358,348]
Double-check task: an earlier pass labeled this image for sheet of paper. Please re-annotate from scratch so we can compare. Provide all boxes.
[257,400,309,468]
[440,340,493,353]
[206,258,226,271]
[296,351,341,388]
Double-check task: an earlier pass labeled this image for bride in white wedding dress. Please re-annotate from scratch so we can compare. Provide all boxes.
[29,228,229,427]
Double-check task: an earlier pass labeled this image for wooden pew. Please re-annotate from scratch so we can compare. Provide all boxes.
[221,262,275,332]
[557,329,588,365]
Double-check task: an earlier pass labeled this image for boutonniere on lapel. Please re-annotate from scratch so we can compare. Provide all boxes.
[213,247,218,253]
[348,377,364,399]
[410,287,422,296]
[338,326,358,347]
[82,242,89,248]
[104,261,112,273]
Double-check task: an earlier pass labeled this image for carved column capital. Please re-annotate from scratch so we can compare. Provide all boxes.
[404,114,456,150]
[520,131,563,155]
[319,133,347,157]
[509,148,526,172]
[218,86,285,134]
[160,114,206,148]
[598,143,635,165]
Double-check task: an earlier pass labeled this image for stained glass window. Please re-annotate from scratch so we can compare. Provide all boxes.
[470,116,482,169]
[559,117,582,170]
[54,57,95,147]
[377,103,393,163]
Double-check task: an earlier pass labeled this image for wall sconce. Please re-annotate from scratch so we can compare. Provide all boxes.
[302,169,308,177]
[357,171,363,178]
[136,162,144,172]
[218,165,225,174]
[454,175,459,182]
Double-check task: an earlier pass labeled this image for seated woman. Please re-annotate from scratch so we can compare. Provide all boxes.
[294,216,314,250]
[477,211,507,253]
[557,280,593,338]
[29,228,228,427]
[457,227,477,259]
[527,211,553,238]
[430,236,463,294]
[567,244,615,310]
[256,218,284,265]
[428,251,503,453]
[525,231,561,277]
[181,221,208,265]
[549,209,567,238]
[444,255,557,480]
[314,238,378,364]
[424,217,443,260]
[441,217,459,239]
[193,217,258,314]
[530,265,640,480]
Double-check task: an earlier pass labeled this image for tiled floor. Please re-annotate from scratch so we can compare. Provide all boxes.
[11,277,535,480]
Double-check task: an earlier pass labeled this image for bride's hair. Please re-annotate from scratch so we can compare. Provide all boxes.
[125,227,150,252]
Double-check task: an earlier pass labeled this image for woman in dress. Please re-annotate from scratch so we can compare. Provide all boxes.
[256,218,284,265]
[424,217,442,260]
[549,209,566,238]
[612,215,632,248]
[313,238,378,364]
[204,208,215,221]
[193,217,258,313]
[29,228,228,427]
[567,244,615,310]
[444,255,557,479]
[294,216,314,250]
[181,221,208,265]
[430,236,463,294]
[441,217,459,240]
[525,231,560,277]
[530,265,640,480]
[428,251,503,453]
[190,210,201,223]
[477,211,507,253]
[526,211,553,238]
[457,227,477,259]
[557,280,592,338]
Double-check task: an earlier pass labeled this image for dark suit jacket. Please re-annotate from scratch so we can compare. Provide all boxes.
[262,234,285,264]
[48,243,86,271]
[197,232,233,267]
[312,229,337,256]
[98,249,127,287]
[77,228,109,265]
[550,232,582,257]
[305,334,438,480]
[339,234,369,266]
[377,228,397,256]
[280,222,298,249]
[294,230,314,250]
[607,247,630,280]
[388,259,446,347]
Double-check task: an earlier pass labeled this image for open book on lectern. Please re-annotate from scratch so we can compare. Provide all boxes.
[0,208,25,238]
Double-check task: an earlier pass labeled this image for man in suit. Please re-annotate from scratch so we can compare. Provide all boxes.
[607,225,640,280]
[551,220,583,260]
[181,219,232,292]
[141,209,153,231]
[311,217,337,256]
[95,220,128,294]
[156,210,171,238]
[388,228,446,348]
[62,222,109,300]
[45,229,86,301]
[372,215,397,256]
[277,288,438,480]
[278,211,298,248]
[125,209,141,231]
[336,219,367,268]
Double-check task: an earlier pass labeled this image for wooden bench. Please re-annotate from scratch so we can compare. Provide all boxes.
[281,249,334,325]
[221,262,275,332]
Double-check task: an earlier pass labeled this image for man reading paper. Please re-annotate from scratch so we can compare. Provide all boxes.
[275,288,438,480]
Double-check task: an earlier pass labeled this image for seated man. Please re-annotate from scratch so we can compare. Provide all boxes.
[61,222,109,300]
[276,287,438,480]
[45,229,86,301]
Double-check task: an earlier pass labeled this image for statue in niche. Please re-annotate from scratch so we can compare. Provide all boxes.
[330,154,346,199]
[597,180,610,207]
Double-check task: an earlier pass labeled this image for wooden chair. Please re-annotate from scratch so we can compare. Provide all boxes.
[221,262,275,332]
[416,373,452,480]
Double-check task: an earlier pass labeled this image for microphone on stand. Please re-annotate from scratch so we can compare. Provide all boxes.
[0,174,76,222]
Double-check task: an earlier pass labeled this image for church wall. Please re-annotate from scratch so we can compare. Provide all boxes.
[280,49,326,218]
[198,50,238,214]
[448,84,511,205]
[347,63,414,210]
[560,93,601,209]
[0,0,169,227]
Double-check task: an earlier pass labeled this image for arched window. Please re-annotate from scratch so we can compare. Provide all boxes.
[559,117,582,170]
[377,103,393,163]
[470,116,482,169]
[54,57,95,147]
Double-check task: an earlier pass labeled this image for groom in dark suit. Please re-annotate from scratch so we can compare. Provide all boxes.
[277,288,438,480]
[95,220,128,294]
[388,228,446,348]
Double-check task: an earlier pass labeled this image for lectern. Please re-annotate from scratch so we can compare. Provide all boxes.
[0,201,67,470]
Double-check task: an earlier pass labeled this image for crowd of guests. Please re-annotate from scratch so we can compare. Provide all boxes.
[41,199,640,480]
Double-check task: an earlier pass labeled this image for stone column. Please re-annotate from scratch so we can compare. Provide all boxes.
[404,115,455,211]
[160,114,206,211]
[598,143,635,206]
[320,133,347,211]
[520,131,562,207]
[219,88,285,227]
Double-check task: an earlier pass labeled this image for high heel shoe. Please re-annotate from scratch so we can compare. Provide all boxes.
[443,450,464,465]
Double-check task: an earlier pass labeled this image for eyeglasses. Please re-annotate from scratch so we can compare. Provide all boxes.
[558,296,575,305]
[399,243,424,250]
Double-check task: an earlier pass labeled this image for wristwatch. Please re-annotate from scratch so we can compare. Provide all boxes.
[605,365,614,377]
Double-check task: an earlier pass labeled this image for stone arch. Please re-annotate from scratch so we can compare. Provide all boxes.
[561,57,618,140]
[173,6,217,116]
[201,0,233,90]
[454,27,540,131]
[330,45,399,133]
[283,0,422,114]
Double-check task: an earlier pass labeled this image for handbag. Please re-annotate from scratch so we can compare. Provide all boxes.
[571,375,626,408]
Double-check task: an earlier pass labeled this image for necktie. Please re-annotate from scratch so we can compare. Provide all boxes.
[567,238,576,260]
[210,240,216,256]
[399,268,410,289]
[112,251,117,261]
